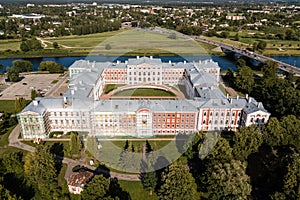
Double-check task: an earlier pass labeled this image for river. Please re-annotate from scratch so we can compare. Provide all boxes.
[0,55,300,73]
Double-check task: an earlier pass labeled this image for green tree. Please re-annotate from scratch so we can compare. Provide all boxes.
[235,65,254,94]
[7,70,19,82]
[158,160,199,200]
[52,42,59,49]
[81,174,111,200]
[15,97,27,113]
[1,151,24,175]
[234,33,240,41]
[12,60,32,72]
[0,184,18,200]
[69,132,82,155]
[252,42,258,52]
[20,39,43,52]
[263,117,285,147]
[31,89,38,100]
[282,154,300,199]
[141,170,157,195]
[232,125,263,161]
[205,160,252,200]
[224,68,235,87]
[38,61,65,73]
[257,40,267,51]
[220,31,229,38]
[24,145,60,199]
[200,135,233,164]
[281,115,300,149]
[236,58,247,69]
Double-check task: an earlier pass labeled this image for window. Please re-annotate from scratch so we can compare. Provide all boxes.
[203,120,206,124]
[24,118,27,123]
[204,112,207,116]
[60,112,62,116]
[215,112,218,116]
[250,118,254,122]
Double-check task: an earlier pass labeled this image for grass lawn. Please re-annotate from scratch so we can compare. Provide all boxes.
[0,100,16,113]
[51,79,59,84]
[119,180,158,200]
[45,30,125,48]
[0,39,21,51]
[113,88,176,97]
[104,84,126,94]
[0,125,16,147]
[91,139,180,173]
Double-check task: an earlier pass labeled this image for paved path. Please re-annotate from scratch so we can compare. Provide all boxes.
[8,125,140,181]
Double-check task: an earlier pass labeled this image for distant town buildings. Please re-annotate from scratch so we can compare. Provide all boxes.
[17,57,270,139]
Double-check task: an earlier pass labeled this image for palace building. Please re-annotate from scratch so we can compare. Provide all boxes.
[17,57,270,139]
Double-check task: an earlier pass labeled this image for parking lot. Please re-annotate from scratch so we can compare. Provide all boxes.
[0,73,62,100]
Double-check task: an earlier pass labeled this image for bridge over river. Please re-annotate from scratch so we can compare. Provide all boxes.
[194,36,300,76]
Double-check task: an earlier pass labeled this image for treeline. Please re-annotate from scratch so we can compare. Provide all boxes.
[224,59,300,118]
[72,20,121,36]
[5,60,66,82]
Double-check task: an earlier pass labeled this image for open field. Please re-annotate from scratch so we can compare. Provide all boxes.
[45,30,125,48]
[0,73,61,100]
[119,180,158,200]
[0,39,21,51]
[113,88,176,97]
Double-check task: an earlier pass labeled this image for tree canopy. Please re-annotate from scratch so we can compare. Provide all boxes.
[158,160,199,200]
[205,160,252,200]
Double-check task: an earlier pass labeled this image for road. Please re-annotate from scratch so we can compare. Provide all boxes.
[8,125,140,181]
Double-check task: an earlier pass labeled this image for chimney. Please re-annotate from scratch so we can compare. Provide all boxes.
[169,60,171,64]
[117,60,120,64]
[226,94,229,99]
[237,95,239,100]
[33,100,39,106]
[258,102,263,108]
[125,60,128,64]
[249,97,252,103]
[71,90,74,95]
[64,96,67,103]
[199,60,202,64]
[184,60,186,64]
[230,98,233,104]
[246,94,249,100]
[137,56,140,59]
[150,56,153,59]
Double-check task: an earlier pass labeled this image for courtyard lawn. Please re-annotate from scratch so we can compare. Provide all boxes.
[119,180,158,200]
[104,84,126,94]
[113,88,176,97]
